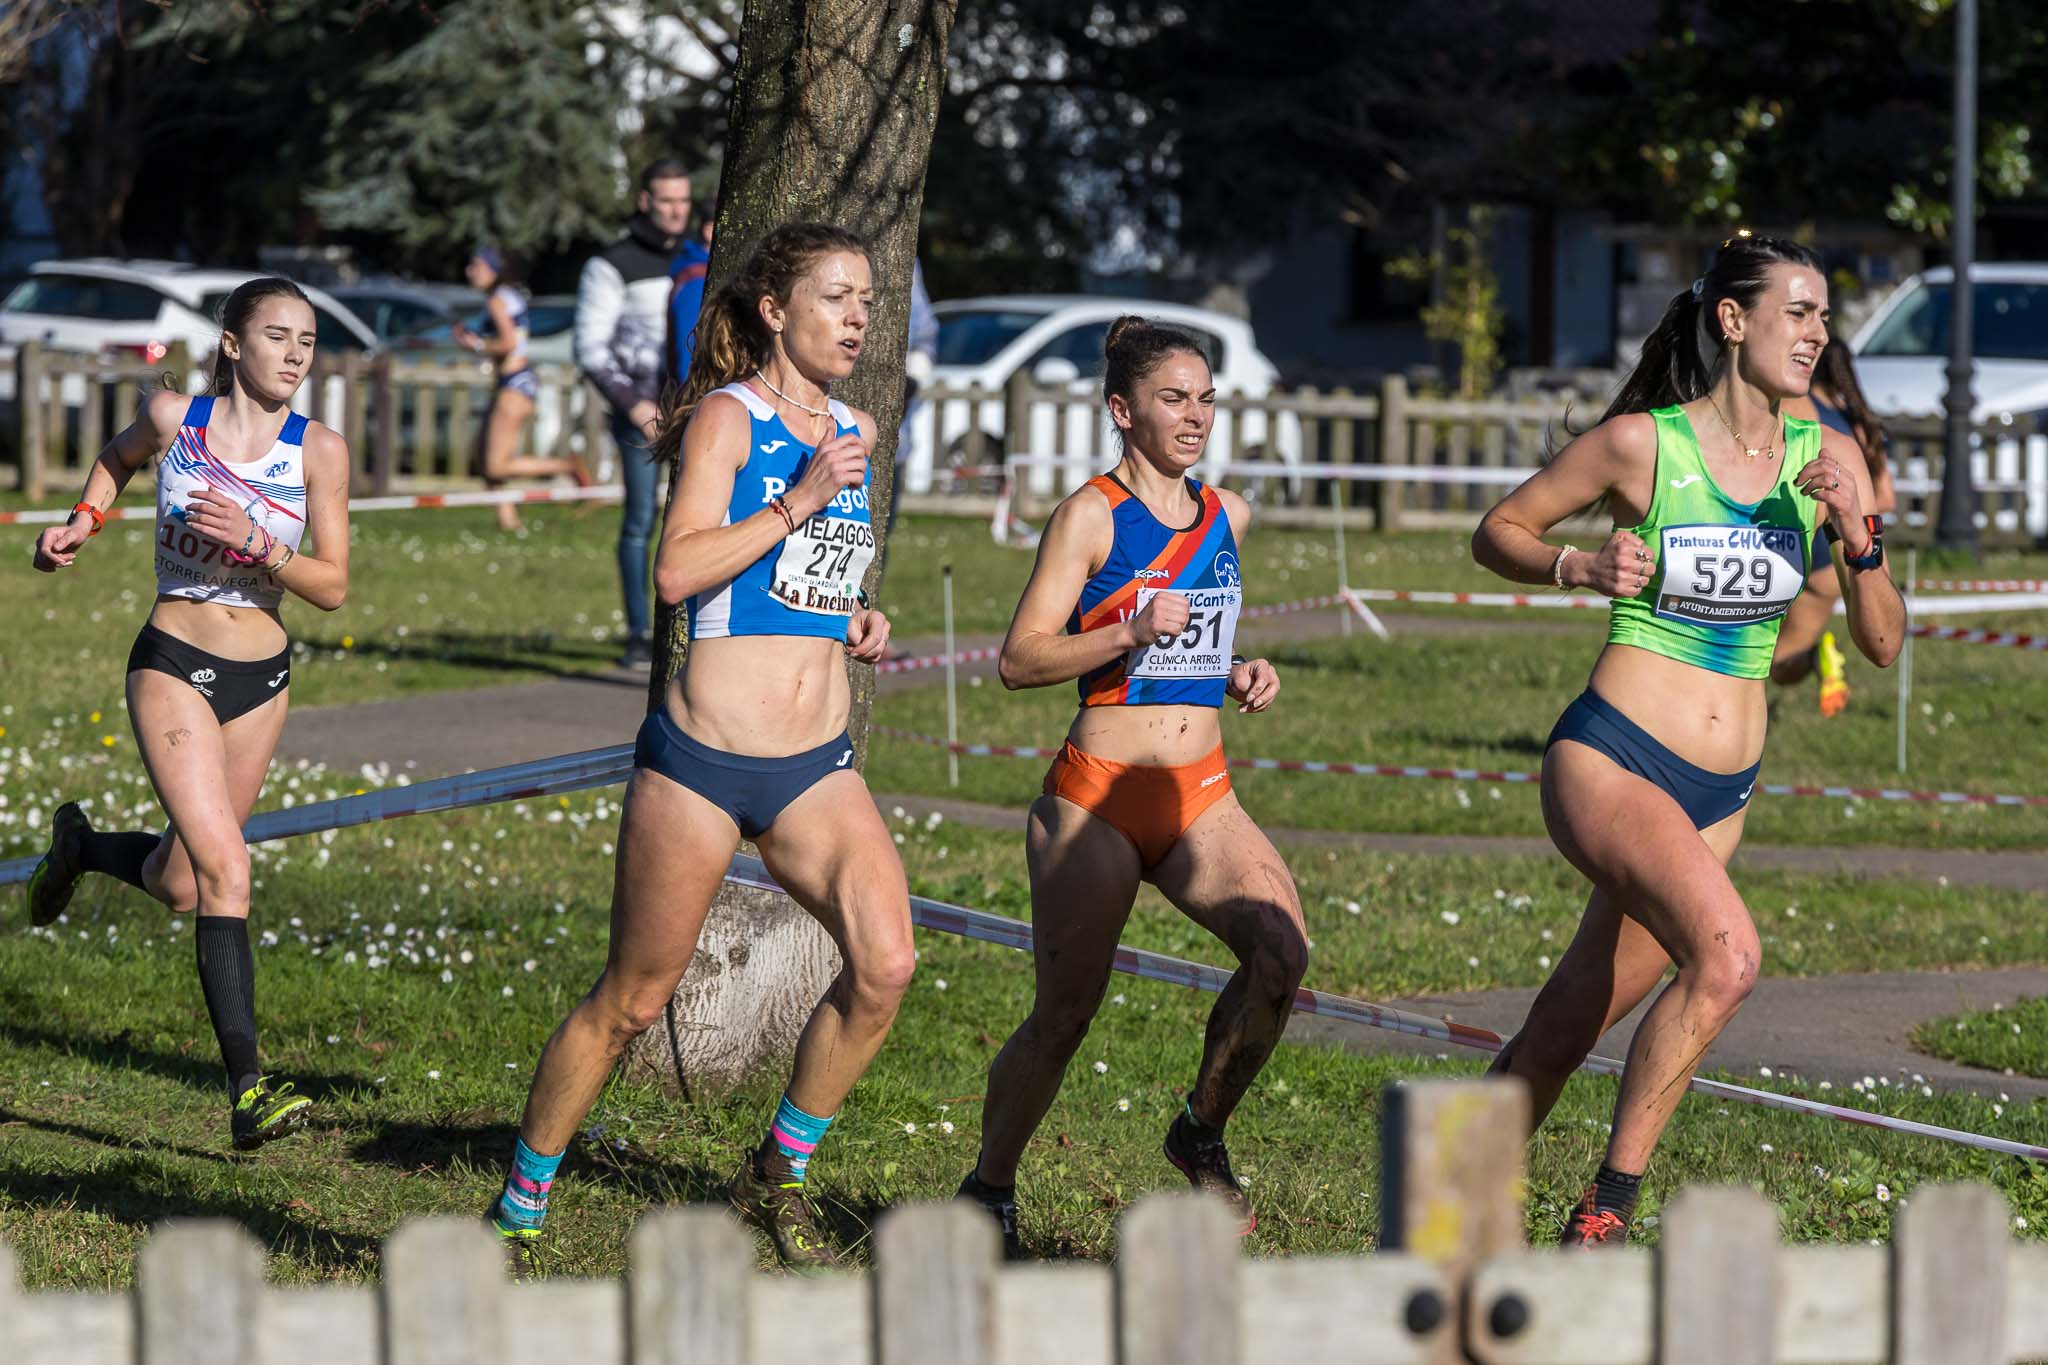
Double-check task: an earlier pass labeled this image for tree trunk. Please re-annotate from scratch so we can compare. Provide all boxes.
[626,0,956,1098]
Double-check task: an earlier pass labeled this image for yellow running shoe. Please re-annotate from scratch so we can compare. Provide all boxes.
[1817,630,1850,716]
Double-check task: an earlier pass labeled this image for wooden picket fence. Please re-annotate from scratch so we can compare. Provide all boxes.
[9,341,2040,545]
[1,1078,2041,1363]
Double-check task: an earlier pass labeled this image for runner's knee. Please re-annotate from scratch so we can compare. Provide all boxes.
[847,937,916,1016]
[1687,935,1760,1020]
[192,847,250,914]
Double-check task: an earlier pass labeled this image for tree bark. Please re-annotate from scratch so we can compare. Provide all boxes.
[626,0,956,1098]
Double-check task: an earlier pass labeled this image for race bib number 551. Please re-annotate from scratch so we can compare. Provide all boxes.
[1126,585,1243,679]
[1654,523,1805,627]
[772,514,876,615]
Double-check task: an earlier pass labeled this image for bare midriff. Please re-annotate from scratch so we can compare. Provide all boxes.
[668,633,852,756]
[147,596,288,660]
[1584,642,1767,774]
[1065,702,1224,768]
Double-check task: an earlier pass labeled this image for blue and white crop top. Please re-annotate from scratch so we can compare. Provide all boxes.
[685,381,874,643]
[491,285,529,361]
[154,396,310,610]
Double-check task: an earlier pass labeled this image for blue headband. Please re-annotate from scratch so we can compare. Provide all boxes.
[476,247,506,274]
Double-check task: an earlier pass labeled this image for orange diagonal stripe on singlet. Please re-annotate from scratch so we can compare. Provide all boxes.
[1078,488,1218,632]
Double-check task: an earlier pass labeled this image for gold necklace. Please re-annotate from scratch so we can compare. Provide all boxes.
[1709,398,1778,461]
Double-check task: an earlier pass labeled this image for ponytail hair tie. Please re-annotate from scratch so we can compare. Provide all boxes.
[1690,276,1706,300]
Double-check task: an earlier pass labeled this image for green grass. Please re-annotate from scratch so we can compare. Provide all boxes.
[1915,997,2048,1080]
[868,625,2048,850]
[4,790,2048,1286]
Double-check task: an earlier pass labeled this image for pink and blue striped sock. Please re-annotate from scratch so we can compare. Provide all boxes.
[761,1094,835,1187]
[494,1136,565,1232]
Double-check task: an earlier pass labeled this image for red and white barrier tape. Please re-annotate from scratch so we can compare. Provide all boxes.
[3,742,2036,1160]
[875,726,2048,808]
[1,483,627,526]
[877,644,1004,676]
[1911,625,2048,651]
[1914,580,2048,594]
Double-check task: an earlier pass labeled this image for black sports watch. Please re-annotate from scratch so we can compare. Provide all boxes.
[1842,515,1885,572]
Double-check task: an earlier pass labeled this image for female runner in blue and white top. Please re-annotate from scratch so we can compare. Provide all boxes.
[27,278,351,1152]
[490,224,909,1273]
[456,248,589,533]
[957,317,1303,1255]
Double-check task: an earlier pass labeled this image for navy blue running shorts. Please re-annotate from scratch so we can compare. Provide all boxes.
[1546,689,1761,830]
[633,708,856,838]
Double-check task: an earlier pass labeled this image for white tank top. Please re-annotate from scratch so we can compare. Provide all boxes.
[154,395,311,610]
[492,284,529,361]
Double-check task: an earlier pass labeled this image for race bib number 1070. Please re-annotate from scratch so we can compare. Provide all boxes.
[1126,586,1243,679]
[1654,523,1805,627]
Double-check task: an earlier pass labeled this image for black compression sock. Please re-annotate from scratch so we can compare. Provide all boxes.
[1592,1163,1644,1220]
[195,916,261,1098]
[1177,1099,1224,1144]
[965,1160,1015,1201]
[79,831,158,891]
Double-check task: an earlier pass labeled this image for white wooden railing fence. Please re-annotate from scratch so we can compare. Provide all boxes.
[9,342,2041,544]
[2,1079,2041,1363]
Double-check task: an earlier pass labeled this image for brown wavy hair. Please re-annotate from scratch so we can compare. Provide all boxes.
[649,222,870,464]
[206,277,313,396]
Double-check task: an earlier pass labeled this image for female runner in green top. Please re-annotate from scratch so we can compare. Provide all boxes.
[1471,234,1904,1245]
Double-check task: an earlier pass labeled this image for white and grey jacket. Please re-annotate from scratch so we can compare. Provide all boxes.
[574,214,680,416]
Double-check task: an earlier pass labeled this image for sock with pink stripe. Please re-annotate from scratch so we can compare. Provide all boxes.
[493,1136,565,1232]
[756,1093,834,1187]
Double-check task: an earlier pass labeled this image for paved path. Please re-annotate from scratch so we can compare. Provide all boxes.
[272,627,2048,1105]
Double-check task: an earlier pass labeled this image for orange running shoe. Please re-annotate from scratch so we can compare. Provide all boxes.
[1817,630,1850,716]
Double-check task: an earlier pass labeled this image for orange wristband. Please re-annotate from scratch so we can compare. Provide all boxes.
[73,503,105,536]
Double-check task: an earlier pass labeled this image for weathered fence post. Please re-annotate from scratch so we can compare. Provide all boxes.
[1380,1078,1526,1365]
[17,340,46,500]
[1893,1184,2009,1364]
[629,1207,753,1365]
[1118,1194,1239,1365]
[876,1201,999,1363]
[1377,374,1410,532]
[382,1217,504,1365]
[369,352,399,495]
[137,1221,265,1365]
[1004,368,1035,513]
[1657,1186,1777,1364]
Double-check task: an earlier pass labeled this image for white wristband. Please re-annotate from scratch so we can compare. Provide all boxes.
[1551,545,1579,589]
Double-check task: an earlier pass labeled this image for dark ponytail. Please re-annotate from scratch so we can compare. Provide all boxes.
[650,221,869,465]
[207,277,313,396]
[1102,315,1209,448]
[1596,233,1824,424]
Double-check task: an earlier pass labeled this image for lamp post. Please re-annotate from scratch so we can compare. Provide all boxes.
[1936,0,1979,554]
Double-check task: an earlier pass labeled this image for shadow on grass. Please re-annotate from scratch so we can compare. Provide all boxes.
[350,1117,895,1262]
[0,1106,231,1165]
[0,1153,383,1273]
[295,631,641,687]
[1399,728,1550,759]
[0,1018,366,1102]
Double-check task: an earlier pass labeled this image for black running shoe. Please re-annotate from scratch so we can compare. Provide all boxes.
[728,1158,843,1271]
[26,801,90,928]
[1559,1188,1630,1248]
[954,1169,1023,1260]
[1163,1113,1256,1236]
[487,1211,546,1279]
[619,636,654,669]
[230,1078,312,1152]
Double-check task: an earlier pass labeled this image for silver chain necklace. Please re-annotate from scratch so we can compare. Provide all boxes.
[754,370,831,419]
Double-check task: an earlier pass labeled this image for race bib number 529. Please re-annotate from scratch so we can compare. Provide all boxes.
[1654,523,1805,627]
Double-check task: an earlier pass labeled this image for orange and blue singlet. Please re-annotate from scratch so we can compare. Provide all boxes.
[1070,473,1242,709]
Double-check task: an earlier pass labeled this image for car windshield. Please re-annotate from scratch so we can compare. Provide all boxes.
[935,309,1048,367]
[1860,281,2048,361]
[398,302,572,347]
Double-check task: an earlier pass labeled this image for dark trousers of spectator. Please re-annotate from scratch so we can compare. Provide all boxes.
[612,412,660,645]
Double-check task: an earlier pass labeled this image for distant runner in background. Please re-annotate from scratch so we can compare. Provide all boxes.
[457,247,589,534]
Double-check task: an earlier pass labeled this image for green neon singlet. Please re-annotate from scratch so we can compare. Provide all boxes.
[1605,406,1823,680]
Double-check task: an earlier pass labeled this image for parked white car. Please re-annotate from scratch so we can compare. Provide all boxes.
[903,295,1303,500]
[0,259,379,426]
[1851,264,2048,537]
